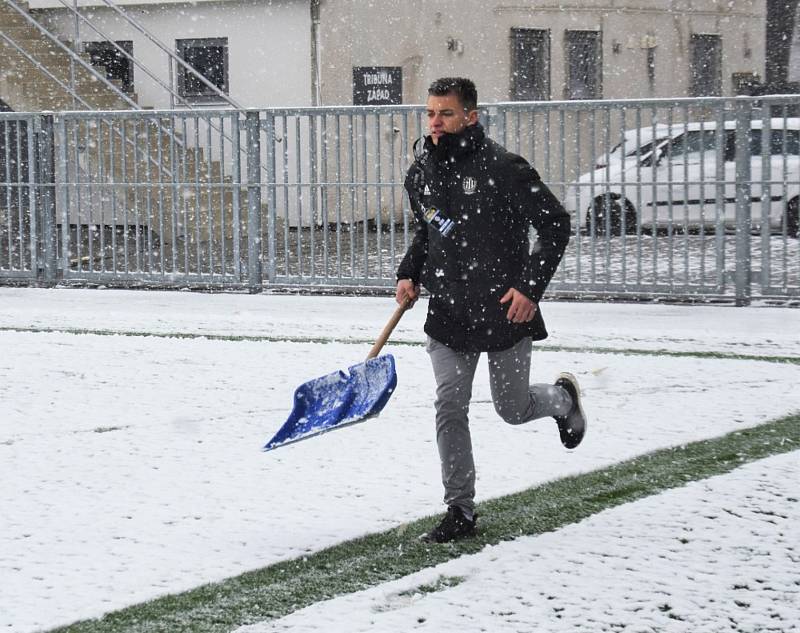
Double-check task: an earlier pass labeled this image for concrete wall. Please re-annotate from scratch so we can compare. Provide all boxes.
[316,0,766,105]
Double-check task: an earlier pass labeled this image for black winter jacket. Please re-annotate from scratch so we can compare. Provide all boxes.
[396,123,570,352]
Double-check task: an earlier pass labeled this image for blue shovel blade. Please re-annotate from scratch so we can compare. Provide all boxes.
[263,354,397,451]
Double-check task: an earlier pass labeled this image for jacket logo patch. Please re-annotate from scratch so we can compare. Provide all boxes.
[462,176,477,195]
[423,184,431,196]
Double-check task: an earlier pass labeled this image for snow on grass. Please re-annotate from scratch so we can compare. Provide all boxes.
[239,450,799,633]
[0,287,796,357]
[0,288,798,632]
[41,416,800,633]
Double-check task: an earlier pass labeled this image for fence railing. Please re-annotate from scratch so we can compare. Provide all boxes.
[1,96,799,303]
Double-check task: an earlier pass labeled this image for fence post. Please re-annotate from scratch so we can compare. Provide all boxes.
[263,111,277,283]
[245,110,263,291]
[479,105,493,138]
[55,115,69,278]
[38,114,57,284]
[733,99,752,306]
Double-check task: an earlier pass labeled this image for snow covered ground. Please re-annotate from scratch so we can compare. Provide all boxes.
[239,452,800,633]
[1,288,798,632]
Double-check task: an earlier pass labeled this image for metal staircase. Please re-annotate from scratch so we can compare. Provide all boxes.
[0,0,244,112]
[0,0,137,110]
[0,0,242,279]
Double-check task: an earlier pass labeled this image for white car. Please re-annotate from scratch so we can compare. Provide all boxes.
[565,118,800,238]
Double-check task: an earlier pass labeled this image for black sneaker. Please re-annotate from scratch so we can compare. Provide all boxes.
[554,372,587,449]
[420,506,478,543]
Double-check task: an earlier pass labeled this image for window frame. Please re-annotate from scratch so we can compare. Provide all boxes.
[689,34,722,97]
[175,37,230,102]
[510,28,551,101]
[564,30,602,100]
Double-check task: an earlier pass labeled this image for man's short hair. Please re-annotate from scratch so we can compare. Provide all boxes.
[428,77,478,111]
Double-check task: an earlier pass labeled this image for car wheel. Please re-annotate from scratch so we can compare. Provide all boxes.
[787,198,799,238]
[587,197,637,237]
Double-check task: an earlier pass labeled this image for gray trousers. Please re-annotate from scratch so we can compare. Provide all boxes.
[427,335,572,514]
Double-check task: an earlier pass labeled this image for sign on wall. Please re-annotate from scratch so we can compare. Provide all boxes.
[352,67,402,105]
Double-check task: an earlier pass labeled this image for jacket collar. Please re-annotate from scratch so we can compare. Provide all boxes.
[423,122,485,163]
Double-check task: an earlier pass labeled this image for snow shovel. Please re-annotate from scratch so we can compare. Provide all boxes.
[263,300,410,451]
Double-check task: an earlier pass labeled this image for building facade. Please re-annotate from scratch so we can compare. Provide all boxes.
[16,0,768,111]
[316,0,766,105]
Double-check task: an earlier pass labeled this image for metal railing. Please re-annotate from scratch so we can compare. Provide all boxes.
[51,0,224,112]
[1,96,798,303]
[64,0,245,110]
[3,0,240,112]
[3,0,138,110]
[0,114,38,278]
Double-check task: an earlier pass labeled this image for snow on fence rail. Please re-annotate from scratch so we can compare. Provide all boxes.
[0,95,798,302]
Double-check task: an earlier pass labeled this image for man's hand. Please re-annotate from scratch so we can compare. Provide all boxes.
[396,279,419,308]
[500,288,537,323]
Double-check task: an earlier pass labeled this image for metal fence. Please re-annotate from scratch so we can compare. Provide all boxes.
[1,95,798,303]
[0,114,37,279]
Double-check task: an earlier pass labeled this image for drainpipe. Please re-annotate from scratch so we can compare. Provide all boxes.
[310,0,321,106]
[71,0,80,108]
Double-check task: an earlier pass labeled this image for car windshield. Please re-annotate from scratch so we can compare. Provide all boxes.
[597,137,667,168]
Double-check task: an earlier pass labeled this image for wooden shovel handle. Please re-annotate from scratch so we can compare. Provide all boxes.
[366,298,411,360]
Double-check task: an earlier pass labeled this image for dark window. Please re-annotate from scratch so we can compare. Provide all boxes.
[176,38,229,100]
[510,28,550,100]
[565,30,601,99]
[724,130,737,162]
[690,34,722,96]
[84,41,134,93]
[732,72,760,96]
[749,129,800,156]
[662,130,722,162]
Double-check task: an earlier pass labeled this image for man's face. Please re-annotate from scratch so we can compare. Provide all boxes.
[426,93,478,144]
